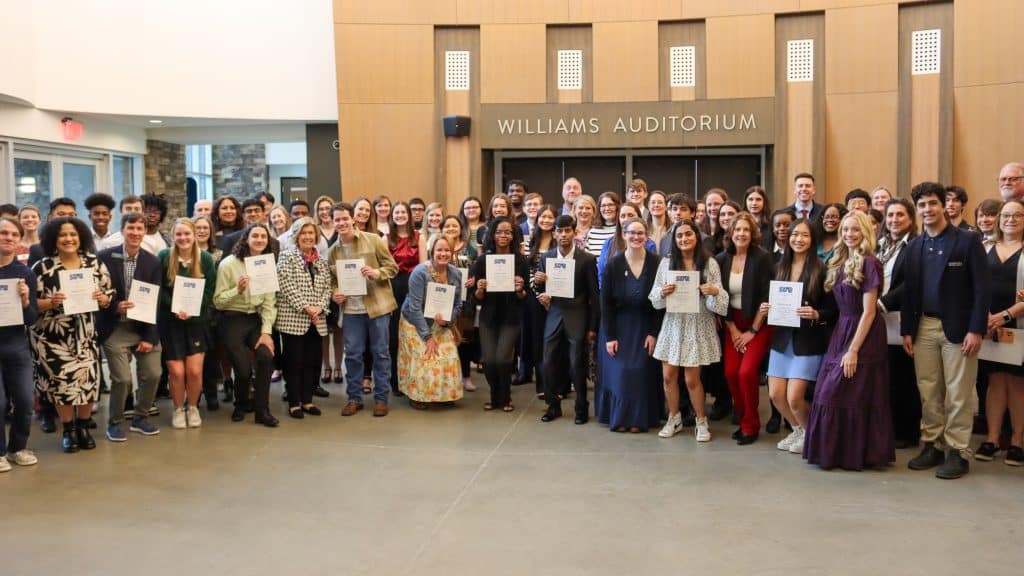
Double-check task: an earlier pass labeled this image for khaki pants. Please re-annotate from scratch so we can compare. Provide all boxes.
[912,316,978,451]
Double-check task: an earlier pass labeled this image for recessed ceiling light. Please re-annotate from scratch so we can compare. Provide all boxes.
[148,119,163,124]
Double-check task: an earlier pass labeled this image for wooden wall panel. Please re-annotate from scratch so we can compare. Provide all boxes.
[333,0,457,24]
[659,21,706,101]
[546,26,593,103]
[954,0,1024,87]
[825,93,898,204]
[705,14,775,99]
[825,4,897,95]
[953,84,1024,205]
[435,28,482,210]
[801,0,907,10]
[568,0,681,22]
[338,103,436,201]
[335,24,434,103]
[679,0,799,18]
[456,0,570,24]
[592,21,659,103]
[909,75,941,186]
[481,24,546,103]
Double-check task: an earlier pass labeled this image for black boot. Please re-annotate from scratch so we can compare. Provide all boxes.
[222,378,234,403]
[766,405,782,434]
[61,421,79,453]
[75,418,96,450]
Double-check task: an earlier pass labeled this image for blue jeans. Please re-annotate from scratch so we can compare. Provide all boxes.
[0,337,34,455]
[343,313,391,405]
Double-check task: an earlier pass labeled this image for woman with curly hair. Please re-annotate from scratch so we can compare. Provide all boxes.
[803,210,894,470]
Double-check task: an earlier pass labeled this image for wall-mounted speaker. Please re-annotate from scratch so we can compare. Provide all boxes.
[443,115,471,138]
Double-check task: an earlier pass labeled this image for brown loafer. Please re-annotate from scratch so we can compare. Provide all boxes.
[341,402,363,416]
[373,403,389,417]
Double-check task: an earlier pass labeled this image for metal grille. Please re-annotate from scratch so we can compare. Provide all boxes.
[786,39,814,83]
[557,49,583,90]
[445,51,470,91]
[912,29,941,75]
[669,46,696,87]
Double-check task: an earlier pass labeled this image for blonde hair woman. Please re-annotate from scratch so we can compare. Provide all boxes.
[803,210,894,470]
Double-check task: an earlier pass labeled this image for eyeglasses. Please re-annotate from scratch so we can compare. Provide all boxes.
[999,176,1024,184]
[1000,213,1024,220]
[624,230,646,236]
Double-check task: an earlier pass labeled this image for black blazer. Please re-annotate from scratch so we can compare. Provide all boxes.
[879,246,909,312]
[600,251,664,341]
[470,252,529,326]
[895,225,990,343]
[788,201,824,222]
[716,246,775,320]
[538,248,600,338]
[769,270,837,356]
[96,246,162,345]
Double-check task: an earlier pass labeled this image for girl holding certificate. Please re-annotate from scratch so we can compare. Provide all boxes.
[803,210,893,470]
[525,206,557,397]
[760,219,836,455]
[650,220,728,441]
[158,218,216,430]
[439,216,479,391]
[386,202,423,396]
[398,235,463,408]
[314,195,342,389]
[471,217,528,412]
[213,224,279,427]
[31,217,113,453]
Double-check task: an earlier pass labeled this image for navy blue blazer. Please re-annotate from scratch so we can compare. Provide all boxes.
[96,245,162,345]
[538,247,600,338]
[895,225,990,343]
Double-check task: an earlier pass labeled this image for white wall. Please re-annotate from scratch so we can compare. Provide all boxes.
[0,0,337,121]
[266,142,307,165]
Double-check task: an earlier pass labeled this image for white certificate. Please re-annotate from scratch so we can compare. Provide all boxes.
[423,282,456,322]
[244,254,279,295]
[0,279,24,327]
[979,328,1024,365]
[546,258,575,299]
[125,280,159,325]
[767,281,803,328]
[666,271,700,314]
[456,267,469,303]
[486,255,515,292]
[336,258,367,296]
[59,267,99,315]
[170,276,205,317]
[884,311,902,346]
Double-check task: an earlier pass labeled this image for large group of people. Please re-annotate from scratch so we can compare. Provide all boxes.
[2,161,1024,480]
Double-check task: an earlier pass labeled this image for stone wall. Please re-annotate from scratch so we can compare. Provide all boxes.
[144,139,186,230]
[213,144,266,199]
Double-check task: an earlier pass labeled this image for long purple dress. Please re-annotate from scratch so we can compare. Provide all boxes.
[804,255,895,470]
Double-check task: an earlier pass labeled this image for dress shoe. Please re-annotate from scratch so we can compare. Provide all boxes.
[288,407,304,419]
[731,428,743,440]
[541,409,562,422]
[206,397,220,411]
[302,405,322,416]
[312,385,330,398]
[575,414,588,425]
[736,433,758,446]
[231,407,246,422]
[708,403,732,422]
[341,402,363,416]
[765,412,781,434]
[61,424,79,453]
[908,442,945,470]
[39,412,56,434]
[935,449,969,479]
[75,419,96,450]
[255,412,279,428]
[373,403,389,417]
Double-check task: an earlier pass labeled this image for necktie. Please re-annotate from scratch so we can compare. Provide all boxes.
[801,209,808,219]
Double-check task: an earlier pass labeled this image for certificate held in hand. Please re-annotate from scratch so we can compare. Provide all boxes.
[767,280,803,328]
[486,255,514,292]
[59,268,99,315]
[666,271,699,314]
[171,276,205,317]
[0,279,23,327]
[125,280,159,325]
[244,254,279,295]
[546,258,575,299]
[336,259,368,296]
[423,282,455,322]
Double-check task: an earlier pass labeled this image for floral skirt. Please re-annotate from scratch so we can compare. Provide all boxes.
[397,317,463,403]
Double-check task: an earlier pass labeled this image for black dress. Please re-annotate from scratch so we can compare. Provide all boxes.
[981,247,1024,376]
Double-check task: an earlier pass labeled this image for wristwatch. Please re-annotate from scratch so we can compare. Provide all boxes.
[1003,311,1013,324]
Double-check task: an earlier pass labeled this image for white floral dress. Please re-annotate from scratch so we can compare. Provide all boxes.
[649,256,729,367]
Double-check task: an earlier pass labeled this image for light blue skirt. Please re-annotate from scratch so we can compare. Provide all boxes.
[767,339,822,381]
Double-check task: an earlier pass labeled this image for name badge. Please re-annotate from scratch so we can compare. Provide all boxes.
[947,261,963,268]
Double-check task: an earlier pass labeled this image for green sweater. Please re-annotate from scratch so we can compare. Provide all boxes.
[157,249,216,325]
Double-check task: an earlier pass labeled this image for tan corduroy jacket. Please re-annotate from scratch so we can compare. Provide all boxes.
[327,230,398,319]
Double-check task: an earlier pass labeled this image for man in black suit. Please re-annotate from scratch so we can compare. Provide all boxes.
[896,181,990,479]
[787,172,823,222]
[220,197,280,254]
[535,215,600,424]
[97,213,164,441]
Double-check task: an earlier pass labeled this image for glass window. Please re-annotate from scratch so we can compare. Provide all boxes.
[186,144,213,200]
[63,161,98,221]
[112,156,133,197]
[14,158,52,211]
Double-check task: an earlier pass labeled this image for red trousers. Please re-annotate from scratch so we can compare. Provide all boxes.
[723,309,773,435]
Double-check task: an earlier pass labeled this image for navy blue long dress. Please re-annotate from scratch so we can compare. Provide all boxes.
[596,252,664,431]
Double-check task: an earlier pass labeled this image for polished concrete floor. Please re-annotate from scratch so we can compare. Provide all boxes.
[2,377,1022,576]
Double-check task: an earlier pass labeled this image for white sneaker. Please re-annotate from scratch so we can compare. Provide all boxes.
[186,406,202,428]
[7,450,38,466]
[788,427,805,454]
[172,407,187,429]
[777,429,799,451]
[658,413,683,438]
[0,456,10,473]
[695,417,712,442]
